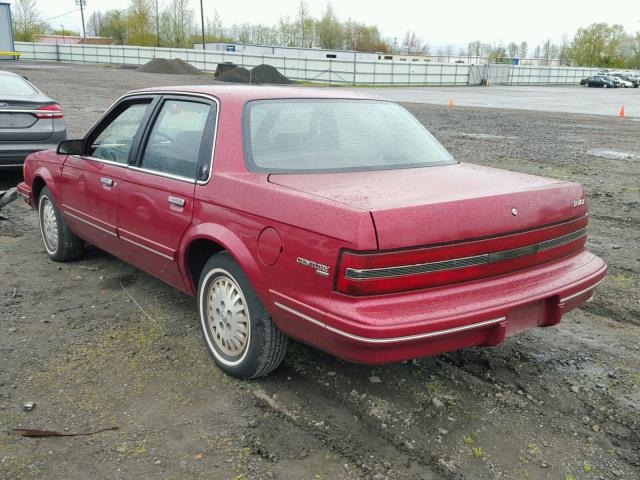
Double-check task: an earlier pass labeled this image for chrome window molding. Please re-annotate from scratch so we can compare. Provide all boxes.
[72,91,220,184]
[128,165,195,184]
[274,301,505,344]
[346,228,587,281]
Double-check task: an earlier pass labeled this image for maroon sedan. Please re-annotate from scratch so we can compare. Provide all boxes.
[17,86,607,378]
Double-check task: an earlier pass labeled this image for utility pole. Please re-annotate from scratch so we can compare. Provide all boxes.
[199,0,206,50]
[155,0,160,47]
[60,24,65,44]
[76,0,86,38]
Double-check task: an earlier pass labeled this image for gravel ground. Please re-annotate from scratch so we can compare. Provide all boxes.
[0,63,638,480]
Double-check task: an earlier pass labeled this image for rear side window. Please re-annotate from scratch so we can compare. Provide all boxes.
[244,99,455,173]
[0,74,38,97]
[140,100,211,179]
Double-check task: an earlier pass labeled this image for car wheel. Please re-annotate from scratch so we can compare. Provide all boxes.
[603,84,609,88]
[38,186,85,261]
[198,252,288,379]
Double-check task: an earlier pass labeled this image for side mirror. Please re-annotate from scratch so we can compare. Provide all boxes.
[57,139,84,155]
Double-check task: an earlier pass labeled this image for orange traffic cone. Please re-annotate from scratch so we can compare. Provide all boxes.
[448,98,455,108]
[618,105,625,117]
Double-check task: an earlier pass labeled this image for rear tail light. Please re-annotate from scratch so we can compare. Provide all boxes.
[336,215,588,296]
[35,104,64,119]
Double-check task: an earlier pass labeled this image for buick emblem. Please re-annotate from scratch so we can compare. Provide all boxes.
[511,207,518,216]
[0,102,9,108]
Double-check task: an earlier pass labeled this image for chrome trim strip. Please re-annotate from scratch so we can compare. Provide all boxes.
[129,165,195,184]
[346,228,587,280]
[120,235,174,261]
[0,164,24,168]
[560,277,605,303]
[274,301,505,344]
[71,155,127,168]
[63,210,117,237]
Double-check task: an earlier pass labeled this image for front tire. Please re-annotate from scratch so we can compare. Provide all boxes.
[198,252,288,378]
[38,187,84,262]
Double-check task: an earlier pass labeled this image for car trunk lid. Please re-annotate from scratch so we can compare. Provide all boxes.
[268,163,587,249]
[0,99,56,142]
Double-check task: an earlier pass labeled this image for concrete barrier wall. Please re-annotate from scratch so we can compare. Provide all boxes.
[14,42,607,86]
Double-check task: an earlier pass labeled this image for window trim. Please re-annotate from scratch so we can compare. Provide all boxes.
[81,95,158,166]
[242,98,457,174]
[72,91,220,184]
[133,94,217,184]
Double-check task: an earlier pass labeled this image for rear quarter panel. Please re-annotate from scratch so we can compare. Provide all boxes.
[186,173,378,309]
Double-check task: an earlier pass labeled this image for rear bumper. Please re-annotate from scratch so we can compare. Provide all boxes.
[269,250,607,364]
[0,143,59,167]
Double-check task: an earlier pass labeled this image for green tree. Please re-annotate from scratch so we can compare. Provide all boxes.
[127,0,156,46]
[316,3,342,49]
[160,0,194,48]
[569,23,626,67]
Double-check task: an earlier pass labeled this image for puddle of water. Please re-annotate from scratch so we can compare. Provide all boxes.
[587,149,638,160]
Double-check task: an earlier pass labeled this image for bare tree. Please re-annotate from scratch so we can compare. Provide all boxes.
[507,42,518,58]
[402,30,422,55]
[467,40,482,57]
[11,0,47,41]
[541,39,556,65]
[519,41,528,58]
[160,0,193,47]
[87,11,105,36]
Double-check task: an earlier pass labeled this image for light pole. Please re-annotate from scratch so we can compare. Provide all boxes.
[200,0,205,50]
[155,0,160,47]
[75,0,86,38]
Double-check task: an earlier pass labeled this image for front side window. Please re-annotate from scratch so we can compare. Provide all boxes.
[140,100,211,179]
[244,99,455,173]
[89,102,149,164]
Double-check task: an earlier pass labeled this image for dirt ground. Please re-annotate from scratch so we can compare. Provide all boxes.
[0,63,638,480]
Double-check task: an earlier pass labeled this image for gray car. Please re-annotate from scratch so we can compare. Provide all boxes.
[0,70,67,169]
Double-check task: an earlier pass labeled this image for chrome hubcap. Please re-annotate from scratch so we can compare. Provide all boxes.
[40,197,58,253]
[206,275,250,357]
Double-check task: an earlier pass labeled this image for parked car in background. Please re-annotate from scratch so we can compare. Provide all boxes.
[585,76,616,88]
[617,75,640,88]
[0,70,66,169]
[612,76,633,88]
[17,86,607,378]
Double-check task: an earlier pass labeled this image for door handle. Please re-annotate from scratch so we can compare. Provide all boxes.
[168,196,185,207]
[100,177,113,187]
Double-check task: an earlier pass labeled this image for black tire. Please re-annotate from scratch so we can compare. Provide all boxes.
[37,186,84,262]
[198,252,288,379]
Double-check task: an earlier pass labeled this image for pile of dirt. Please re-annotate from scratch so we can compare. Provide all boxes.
[215,62,237,77]
[137,58,202,75]
[251,64,293,84]
[216,64,292,84]
[216,66,251,83]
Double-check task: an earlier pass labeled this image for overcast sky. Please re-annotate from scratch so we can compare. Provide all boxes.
[27,0,640,48]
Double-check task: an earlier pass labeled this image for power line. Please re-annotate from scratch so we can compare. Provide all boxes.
[40,8,81,23]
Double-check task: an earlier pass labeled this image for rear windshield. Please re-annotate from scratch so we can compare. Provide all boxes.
[243,99,455,173]
[0,75,38,97]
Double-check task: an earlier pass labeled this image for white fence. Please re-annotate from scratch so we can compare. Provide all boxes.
[14,42,600,86]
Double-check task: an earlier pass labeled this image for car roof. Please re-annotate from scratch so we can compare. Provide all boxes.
[0,70,23,77]
[129,84,384,102]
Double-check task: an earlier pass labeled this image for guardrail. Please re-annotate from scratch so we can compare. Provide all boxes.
[14,42,607,87]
